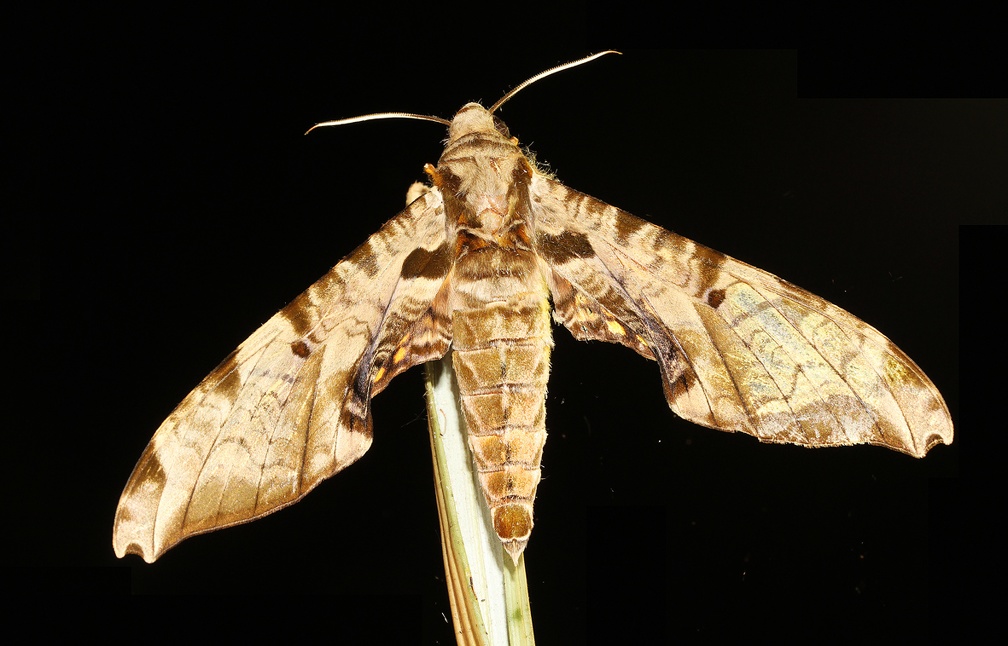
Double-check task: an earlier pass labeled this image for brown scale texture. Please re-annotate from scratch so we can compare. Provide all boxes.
[451,247,552,561]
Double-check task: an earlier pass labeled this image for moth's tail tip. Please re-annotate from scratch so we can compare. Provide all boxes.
[503,539,528,565]
[493,503,532,563]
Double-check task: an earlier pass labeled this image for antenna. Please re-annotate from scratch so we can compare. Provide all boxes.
[306,51,621,135]
[305,112,450,135]
[489,50,621,114]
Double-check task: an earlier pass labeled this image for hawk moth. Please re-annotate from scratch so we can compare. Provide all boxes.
[113,54,953,564]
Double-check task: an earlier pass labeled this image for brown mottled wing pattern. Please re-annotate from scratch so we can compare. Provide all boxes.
[113,188,453,562]
[531,176,952,457]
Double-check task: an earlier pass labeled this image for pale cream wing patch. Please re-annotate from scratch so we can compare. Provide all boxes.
[113,188,454,562]
[531,175,952,458]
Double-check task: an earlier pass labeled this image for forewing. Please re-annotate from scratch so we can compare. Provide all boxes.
[531,175,952,457]
[113,188,453,562]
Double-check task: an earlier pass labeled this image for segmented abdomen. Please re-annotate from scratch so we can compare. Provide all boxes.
[451,248,552,561]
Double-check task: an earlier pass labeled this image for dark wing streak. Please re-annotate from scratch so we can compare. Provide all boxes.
[113,190,457,561]
[163,206,440,537]
[569,231,736,428]
[359,279,407,389]
[532,177,949,456]
[631,239,862,441]
[631,289,720,423]
[552,240,722,424]
[620,260,806,436]
[635,285,778,433]
[583,219,849,439]
[244,208,445,492]
[172,302,386,534]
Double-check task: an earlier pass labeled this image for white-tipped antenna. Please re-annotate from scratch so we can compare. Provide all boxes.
[489,50,621,114]
[305,112,450,135]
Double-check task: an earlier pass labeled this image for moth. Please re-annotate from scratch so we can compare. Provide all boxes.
[113,53,953,564]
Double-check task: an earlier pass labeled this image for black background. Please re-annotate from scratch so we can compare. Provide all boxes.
[19,7,986,643]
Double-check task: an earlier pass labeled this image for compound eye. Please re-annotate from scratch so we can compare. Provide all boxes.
[492,115,510,138]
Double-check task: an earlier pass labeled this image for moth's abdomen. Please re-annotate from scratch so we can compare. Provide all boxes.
[451,251,552,562]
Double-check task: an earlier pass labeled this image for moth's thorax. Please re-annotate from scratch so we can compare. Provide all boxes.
[435,104,533,240]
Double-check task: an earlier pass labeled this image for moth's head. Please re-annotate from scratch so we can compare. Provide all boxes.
[447,103,512,144]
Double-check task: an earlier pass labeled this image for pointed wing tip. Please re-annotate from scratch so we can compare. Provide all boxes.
[917,425,954,458]
[905,404,954,457]
[113,505,161,563]
[113,538,159,563]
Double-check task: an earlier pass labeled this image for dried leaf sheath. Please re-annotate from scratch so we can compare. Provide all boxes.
[114,90,952,564]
